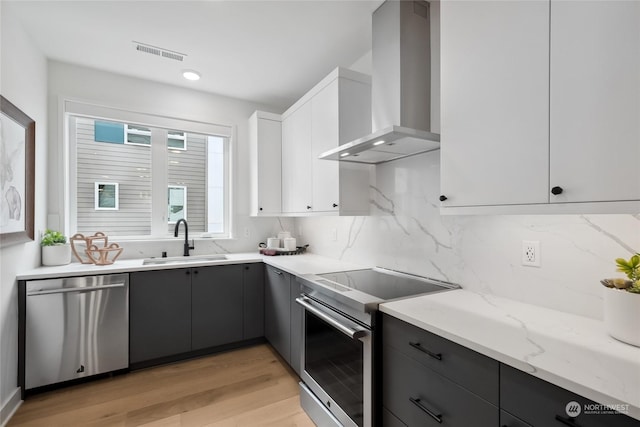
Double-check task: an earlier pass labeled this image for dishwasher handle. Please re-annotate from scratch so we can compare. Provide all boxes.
[27,282,126,296]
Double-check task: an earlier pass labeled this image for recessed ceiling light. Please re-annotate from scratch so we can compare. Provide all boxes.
[340,152,350,157]
[373,140,385,146]
[182,70,201,81]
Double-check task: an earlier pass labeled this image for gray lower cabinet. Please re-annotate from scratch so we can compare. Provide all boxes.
[243,263,265,340]
[264,264,302,375]
[130,263,264,366]
[191,265,243,350]
[501,364,640,427]
[383,345,498,427]
[130,268,192,364]
[382,313,499,427]
[265,265,292,364]
[289,278,302,375]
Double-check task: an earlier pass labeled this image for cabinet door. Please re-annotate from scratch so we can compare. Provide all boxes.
[501,364,640,427]
[550,1,640,203]
[289,278,302,375]
[243,263,264,340]
[311,79,340,213]
[282,102,312,213]
[130,269,191,364]
[264,266,291,363]
[250,114,282,215]
[440,1,549,207]
[191,265,243,350]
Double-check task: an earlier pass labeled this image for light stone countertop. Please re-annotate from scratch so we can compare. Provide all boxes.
[380,289,640,421]
[16,252,372,281]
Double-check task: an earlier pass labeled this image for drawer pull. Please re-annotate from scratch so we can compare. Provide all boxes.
[555,415,582,427]
[409,397,442,424]
[409,342,442,361]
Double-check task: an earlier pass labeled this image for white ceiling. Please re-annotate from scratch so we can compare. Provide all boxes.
[5,0,383,110]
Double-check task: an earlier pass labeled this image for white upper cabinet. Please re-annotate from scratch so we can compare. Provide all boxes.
[440,0,550,207]
[549,1,640,203]
[282,101,313,214]
[440,0,640,213]
[281,68,372,216]
[249,111,282,216]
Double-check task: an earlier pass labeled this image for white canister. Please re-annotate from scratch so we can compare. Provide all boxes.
[278,231,292,241]
[283,237,297,251]
[267,237,281,249]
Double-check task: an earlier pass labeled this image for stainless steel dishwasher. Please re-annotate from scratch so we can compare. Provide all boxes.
[25,274,129,389]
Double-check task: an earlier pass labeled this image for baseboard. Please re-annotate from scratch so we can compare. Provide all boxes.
[0,387,22,427]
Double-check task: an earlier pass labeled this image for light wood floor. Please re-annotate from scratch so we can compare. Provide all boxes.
[9,344,315,427]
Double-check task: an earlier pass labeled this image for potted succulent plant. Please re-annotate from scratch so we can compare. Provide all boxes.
[601,253,640,347]
[41,229,71,266]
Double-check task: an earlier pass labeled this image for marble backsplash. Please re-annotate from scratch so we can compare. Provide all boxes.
[114,217,295,259]
[296,151,640,320]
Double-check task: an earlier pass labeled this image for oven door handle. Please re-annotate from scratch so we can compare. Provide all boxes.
[296,297,368,340]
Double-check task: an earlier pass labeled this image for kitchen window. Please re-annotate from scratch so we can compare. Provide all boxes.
[65,101,232,239]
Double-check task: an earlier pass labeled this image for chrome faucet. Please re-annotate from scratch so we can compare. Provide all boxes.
[174,219,194,256]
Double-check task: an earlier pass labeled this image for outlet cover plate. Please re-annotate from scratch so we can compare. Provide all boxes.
[522,240,541,267]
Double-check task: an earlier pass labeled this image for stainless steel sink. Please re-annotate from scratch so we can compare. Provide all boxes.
[142,255,227,265]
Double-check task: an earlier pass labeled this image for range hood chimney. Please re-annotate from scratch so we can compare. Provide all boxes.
[320,0,439,164]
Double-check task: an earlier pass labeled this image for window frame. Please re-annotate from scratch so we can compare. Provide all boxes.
[167,185,187,224]
[124,123,152,147]
[63,100,234,240]
[167,130,187,151]
[94,182,119,210]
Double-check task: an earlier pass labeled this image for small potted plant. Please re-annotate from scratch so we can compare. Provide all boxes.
[41,229,71,266]
[601,253,640,347]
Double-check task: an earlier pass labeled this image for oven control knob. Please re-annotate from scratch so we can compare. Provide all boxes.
[326,400,331,407]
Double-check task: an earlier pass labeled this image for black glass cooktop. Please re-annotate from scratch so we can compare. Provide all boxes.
[317,268,455,301]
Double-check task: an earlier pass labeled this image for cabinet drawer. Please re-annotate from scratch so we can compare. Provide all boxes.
[383,345,498,427]
[501,364,640,427]
[382,314,499,405]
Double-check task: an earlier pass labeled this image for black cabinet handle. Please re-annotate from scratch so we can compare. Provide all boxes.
[275,271,283,276]
[409,342,442,360]
[551,186,563,195]
[245,266,250,270]
[555,415,582,427]
[259,207,263,211]
[185,270,190,275]
[193,270,199,275]
[332,203,338,208]
[306,205,312,210]
[439,195,447,202]
[409,397,442,424]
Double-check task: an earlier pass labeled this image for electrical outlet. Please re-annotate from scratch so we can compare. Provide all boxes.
[331,228,338,242]
[522,240,541,267]
[298,226,303,237]
[244,227,250,238]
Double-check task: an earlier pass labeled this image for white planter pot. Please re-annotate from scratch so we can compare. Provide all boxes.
[603,287,640,347]
[42,244,72,266]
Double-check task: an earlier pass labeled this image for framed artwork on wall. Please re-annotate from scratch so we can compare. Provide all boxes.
[0,95,35,247]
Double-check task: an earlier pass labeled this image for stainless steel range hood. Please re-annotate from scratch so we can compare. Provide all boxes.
[320,0,439,164]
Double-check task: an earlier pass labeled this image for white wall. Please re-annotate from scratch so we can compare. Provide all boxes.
[47,61,294,257]
[0,4,48,422]
[296,151,640,320]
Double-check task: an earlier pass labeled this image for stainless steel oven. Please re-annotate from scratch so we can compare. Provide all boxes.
[297,294,372,427]
[296,268,459,427]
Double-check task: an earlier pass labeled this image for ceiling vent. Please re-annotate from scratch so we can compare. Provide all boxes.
[133,41,186,62]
